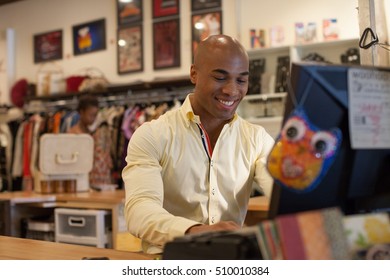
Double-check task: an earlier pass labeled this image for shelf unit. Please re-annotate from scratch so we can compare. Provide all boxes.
[290,38,360,63]
[248,38,359,68]
[242,38,359,138]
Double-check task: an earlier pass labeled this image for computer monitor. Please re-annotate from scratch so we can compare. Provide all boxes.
[268,62,390,218]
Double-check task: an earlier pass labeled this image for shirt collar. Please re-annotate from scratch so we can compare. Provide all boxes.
[180,93,239,127]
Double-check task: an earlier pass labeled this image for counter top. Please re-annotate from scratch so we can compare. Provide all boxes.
[248,195,269,211]
[0,190,267,211]
[0,236,153,260]
[0,191,56,205]
[55,189,125,204]
[0,190,125,205]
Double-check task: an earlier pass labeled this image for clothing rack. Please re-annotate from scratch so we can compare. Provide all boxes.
[98,86,191,108]
[23,77,194,114]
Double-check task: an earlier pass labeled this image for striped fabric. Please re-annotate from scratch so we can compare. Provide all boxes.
[257,207,350,259]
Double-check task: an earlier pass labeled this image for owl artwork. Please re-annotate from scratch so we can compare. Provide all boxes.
[267,108,342,192]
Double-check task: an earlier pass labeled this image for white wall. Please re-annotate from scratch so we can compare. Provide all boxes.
[0,0,380,98]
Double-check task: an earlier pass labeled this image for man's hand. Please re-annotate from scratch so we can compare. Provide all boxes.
[185,221,241,235]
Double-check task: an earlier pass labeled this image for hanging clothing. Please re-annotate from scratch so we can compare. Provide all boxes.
[89,122,113,186]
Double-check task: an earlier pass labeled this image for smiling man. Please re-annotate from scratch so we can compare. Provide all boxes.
[122,34,275,254]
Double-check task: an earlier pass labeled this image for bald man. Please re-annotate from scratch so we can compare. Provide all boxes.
[122,35,275,254]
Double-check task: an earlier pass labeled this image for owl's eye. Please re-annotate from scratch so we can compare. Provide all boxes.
[282,117,306,142]
[311,131,338,158]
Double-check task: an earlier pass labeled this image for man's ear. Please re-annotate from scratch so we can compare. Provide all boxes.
[190,64,197,84]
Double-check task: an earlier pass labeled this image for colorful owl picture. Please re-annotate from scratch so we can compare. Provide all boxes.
[267,108,342,192]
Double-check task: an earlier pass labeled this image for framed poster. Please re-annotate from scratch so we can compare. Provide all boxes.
[117,25,143,74]
[117,0,142,26]
[153,18,180,69]
[191,11,222,56]
[72,18,106,56]
[33,29,63,63]
[152,0,179,18]
[191,0,221,11]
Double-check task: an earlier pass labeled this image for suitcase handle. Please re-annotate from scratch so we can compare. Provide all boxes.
[56,152,79,164]
[68,216,86,227]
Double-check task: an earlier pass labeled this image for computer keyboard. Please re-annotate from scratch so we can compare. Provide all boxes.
[162,228,262,260]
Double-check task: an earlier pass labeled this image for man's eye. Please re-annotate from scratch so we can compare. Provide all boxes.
[214,76,225,81]
[237,79,248,84]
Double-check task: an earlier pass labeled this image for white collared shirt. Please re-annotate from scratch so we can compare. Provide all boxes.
[122,94,275,254]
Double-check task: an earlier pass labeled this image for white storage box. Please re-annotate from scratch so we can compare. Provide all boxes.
[35,134,94,193]
[55,208,112,248]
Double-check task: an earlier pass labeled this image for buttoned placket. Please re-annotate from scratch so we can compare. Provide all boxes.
[209,156,219,225]
[198,122,232,226]
[196,122,220,225]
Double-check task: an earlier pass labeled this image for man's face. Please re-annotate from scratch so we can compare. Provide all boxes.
[190,50,249,122]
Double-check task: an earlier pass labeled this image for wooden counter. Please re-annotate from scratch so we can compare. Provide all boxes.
[248,195,269,212]
[0,191,56,205]
[245,195,270,225]
[0,190,128,249]
[55,190,125,204]
[0,235,153,260]
[0,190,269,248]
[0,190,125,205]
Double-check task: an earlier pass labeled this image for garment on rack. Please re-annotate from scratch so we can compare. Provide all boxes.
[0,106,23,191]
[12,122,24,179]
[0,131,8,191]
[29,114,44,184]
[60,110,79,133]
[89,122,113,186]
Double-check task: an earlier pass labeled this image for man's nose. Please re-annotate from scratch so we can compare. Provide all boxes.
[222,80,239,95]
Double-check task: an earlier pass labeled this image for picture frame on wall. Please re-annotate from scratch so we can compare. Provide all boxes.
[117,0,143,26]
[117,24,143,74]
[191,11,222,57]
[72,18,106,56]
[153,18,180,69]
[33,29,63,63]
[191,0,221,12]
[152,0,179,18]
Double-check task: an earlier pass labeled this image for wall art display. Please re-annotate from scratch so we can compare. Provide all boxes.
[72,18,106,56]
[191,11,222,56]
[33,29,63,63]
[153,18,180,69]
[295,22,317,44]
[269,25,285,47]
[191,0,221,11]
[250,29,267,48]
[117,25,143,74]
[117,0,142,26]
[323,18,339,40]
[152,0,179,18]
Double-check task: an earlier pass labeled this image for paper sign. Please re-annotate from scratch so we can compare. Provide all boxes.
[348,68,390,149]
